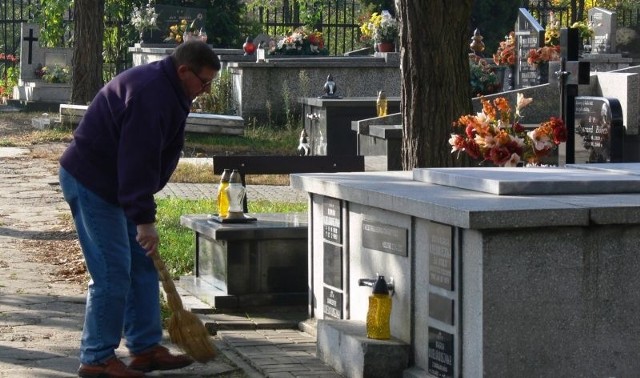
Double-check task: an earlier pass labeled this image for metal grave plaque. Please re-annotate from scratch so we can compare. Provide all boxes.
[362,220,408,256]
[323,197,341,243]
[323,242,343,289]
[323,286,343,319]
[429,292,454,325]
[428,327,454,378]
[428,223,454,291]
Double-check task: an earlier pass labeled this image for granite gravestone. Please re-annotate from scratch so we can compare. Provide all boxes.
[148,4,207,44]
[18,23,72,83]
[575,96,624,163]
[589,7,617,54]
[515,8,545,88]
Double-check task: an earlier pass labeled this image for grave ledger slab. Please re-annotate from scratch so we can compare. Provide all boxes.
[292,165,640,377]
[179,213,308,309]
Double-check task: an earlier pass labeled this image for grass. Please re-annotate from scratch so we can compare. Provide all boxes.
[155,197,307,277]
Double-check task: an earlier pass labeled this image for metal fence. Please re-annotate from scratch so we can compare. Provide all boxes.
[245,0,363,56]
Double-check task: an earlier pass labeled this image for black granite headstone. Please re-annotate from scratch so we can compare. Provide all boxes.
[588,7,617,54]
[515,8,545,88]
[149,5,207,44]
[575,96,624,163]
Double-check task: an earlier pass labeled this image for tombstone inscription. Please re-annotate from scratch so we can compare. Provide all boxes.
[428,327,454,378]
[515,8,545,88]
[361,220,407,256]
[323,197,344,319]
[575,96,624,163]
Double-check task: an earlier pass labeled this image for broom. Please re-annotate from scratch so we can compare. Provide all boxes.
[150,252,217,363]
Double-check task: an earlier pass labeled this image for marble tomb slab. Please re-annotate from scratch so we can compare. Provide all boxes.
[413,165,640,195]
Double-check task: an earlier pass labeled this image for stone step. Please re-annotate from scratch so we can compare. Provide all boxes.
[317,319,410,378]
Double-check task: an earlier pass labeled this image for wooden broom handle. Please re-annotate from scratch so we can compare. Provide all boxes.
[150,252,185,312]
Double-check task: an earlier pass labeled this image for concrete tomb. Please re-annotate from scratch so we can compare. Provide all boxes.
[292,164,640,377]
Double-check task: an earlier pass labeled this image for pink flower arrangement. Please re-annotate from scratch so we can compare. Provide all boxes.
[449,94,567,167]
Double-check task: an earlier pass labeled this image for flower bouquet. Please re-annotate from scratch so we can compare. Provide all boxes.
[165,19,189,44]
[360,10,399,44]
[449,94,567,167]
[35,64,71,83]
[545,12,561,46]
[130,0,158,40]
[270,27,328,55]
[493,31,516,66]
[526,45,560,68]
[469,54,499,96]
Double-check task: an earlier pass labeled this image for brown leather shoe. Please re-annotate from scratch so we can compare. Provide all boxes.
[128,345,193,372]
[78,356,145,377]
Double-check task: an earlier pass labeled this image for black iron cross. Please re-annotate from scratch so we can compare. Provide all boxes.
[556,28,590,164]
[23,28,38,65]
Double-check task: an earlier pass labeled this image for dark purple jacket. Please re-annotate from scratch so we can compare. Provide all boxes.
[60,56,191,225]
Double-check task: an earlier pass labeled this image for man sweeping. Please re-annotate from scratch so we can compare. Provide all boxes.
[59,40,221,377]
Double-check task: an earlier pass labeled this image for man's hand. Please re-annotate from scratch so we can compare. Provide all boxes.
[136,223,159,256]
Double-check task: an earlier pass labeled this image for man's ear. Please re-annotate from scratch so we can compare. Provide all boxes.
[176,64,190,79]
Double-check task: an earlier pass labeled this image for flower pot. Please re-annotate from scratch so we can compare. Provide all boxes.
[376,42,395,53]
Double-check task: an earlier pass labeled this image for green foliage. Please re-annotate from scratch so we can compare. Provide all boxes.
[191,69,237,115]
[155,197,307,277]
[0,66,19,98]
[469,54,499,97]
[357,0,395,15]
[31,0,74,48]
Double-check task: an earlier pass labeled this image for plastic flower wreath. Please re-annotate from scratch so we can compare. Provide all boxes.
[449,94,567,167]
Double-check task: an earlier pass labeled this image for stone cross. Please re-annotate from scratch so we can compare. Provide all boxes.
[557,28,590,164]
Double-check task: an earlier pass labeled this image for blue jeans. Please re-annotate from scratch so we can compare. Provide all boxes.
[59,167,161,364]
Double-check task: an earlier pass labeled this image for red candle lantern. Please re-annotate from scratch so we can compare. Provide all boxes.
[243,37,256,55]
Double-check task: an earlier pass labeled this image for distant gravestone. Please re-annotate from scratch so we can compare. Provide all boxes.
[575,96,624,163]
[515,8,545,88]
[149,4,207,44]
[589,7,617,54]
[18,23,72,83]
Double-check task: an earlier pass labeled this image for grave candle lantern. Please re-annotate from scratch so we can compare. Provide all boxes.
[225,169,246,219]
[243,37,256,55]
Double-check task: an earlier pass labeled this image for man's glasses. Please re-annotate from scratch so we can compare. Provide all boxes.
[189,68,214,89]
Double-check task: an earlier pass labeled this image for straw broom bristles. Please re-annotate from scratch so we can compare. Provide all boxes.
[150,252,217,363]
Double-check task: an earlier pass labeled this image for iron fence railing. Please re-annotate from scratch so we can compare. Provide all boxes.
[245,0,363,56]
[2,1,640,95]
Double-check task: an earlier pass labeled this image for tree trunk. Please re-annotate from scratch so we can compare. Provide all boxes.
[71,0,104,105]
[396,0,473,169]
